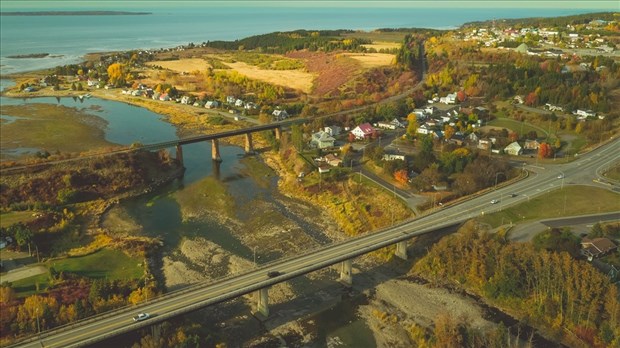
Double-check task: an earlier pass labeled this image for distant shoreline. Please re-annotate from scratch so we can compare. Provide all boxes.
[0,11,151,16]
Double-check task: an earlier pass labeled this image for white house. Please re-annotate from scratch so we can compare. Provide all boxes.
[180,96,191,104]
[377,121,397,130]
[235,99,244,107]
[205,100,219,109]
[310,131,336,149]
[390,118,406,128]
[417,124,432,135]
[272,109,289,120]
[383,152,406,161]
[226,96,236,104]
[324,125,341,136]
[575,109,596,119]
[440,93,457,104]
[351,123,375,140]
[504,142,523,156]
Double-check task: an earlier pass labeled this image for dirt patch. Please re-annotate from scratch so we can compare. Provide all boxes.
[218,61,315,93]
[145,58,212,73]
[342,53,395,68]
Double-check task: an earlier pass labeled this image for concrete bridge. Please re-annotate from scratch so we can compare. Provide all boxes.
[140,122,287,166]
[7,135,620,348]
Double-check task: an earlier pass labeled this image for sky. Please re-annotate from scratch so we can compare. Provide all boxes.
[1,0,619,11]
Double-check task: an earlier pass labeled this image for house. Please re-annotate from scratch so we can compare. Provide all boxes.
[159,93,170,101]
[226,96,236,104]
[244,102,258,110]
[524,139,541,150]
[377,121,397,130]
[433,130,444,139]
[575,109,596,119]
[318,165,331,173]
[390,118,406,128]
[478,139,492,151]
[205,100,219,109]
[440,93,457,104]
[383,152,406,161]
[581,238,617,260]
[324,153,342,167]
[310,131,336,149]
[235,99,244,107]
[351,123,375,140]
[449,133,466,146]
[272,109,289,121]
[87,79,100,87]
[180,96,191,104]
[324,125,341,137]
[504,142,523,156]
[468,132,480,143]
[417,124,432,135]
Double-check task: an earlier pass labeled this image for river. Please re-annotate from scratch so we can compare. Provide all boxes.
[0,93,376,347]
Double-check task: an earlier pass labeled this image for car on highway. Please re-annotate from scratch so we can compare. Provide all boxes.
[133,313,150,322]
[509,193,517,197]
[557,174,564,179]
[490,199,499,204]
[267,271,281,278]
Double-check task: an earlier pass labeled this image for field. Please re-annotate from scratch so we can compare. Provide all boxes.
[0,211,37,228]
[11,248,143,296]
[220,61,315,93]
[485,118,549,137]
[342,52,395,68]
[361,41,402,51]
[479,185,620,228]
[145,58,212,73]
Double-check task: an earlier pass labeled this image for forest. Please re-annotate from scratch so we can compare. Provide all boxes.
[413,222,620,347]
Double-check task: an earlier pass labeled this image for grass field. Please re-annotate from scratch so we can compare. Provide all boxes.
[479,185,620,228]
[11,248,143,296]
[0,211,36,228]
[486,118,549,138]
[342,53,395,67]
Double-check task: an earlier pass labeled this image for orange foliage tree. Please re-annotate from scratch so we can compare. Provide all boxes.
[394,169,409,185]
[538,142,553,158]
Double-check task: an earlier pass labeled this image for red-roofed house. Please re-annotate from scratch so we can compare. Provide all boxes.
[351,123,376,140]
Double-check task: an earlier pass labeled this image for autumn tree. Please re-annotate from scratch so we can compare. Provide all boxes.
[538,142,553,158]
[107,63,126,87]
[406,113,418,139]
[394,169,409,185]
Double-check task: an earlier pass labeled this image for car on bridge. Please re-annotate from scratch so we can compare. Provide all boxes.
[267,271,282,278]
[490,199,499,204]
[133,313,150,322]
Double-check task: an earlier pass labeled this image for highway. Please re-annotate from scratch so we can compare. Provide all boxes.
[10,138,620,348]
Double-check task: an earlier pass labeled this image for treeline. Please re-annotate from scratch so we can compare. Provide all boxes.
[462,11,618,29]
[204,29,372,54]
[395,34,425,72]
[413,223,620,347]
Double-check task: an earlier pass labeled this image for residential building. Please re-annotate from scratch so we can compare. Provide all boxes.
[272,109,289,121]
[351,123,375,140]
[581,238,617,260]
[324,125,342,136]
[310,131,336,149]
[504,141,523,156]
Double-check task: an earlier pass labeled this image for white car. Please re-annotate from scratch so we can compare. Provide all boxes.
[133,313,150,322]
[490,199,499,204]
[557,174,564,179]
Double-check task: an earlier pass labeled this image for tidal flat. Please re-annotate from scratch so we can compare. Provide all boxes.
[0,103,116,158]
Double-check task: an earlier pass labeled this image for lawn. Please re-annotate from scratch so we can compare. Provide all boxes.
[10,248,143,296]
[0,211,37,228]
[487,118,549,138]
[479,185,620,228]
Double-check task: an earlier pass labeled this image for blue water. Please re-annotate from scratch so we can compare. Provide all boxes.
[0,5,603,74]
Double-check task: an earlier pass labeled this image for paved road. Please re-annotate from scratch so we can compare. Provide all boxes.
[10,138,620,348]
[509,212,620,242]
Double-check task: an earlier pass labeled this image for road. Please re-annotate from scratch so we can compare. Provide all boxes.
[10,137,619,348]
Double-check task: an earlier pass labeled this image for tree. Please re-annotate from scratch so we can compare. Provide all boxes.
[443,125,455,140]
[107,63,126,86]
[406,113,419,138]
[9,223,33,250]
[538,142,553,158]
[394,169,409,185]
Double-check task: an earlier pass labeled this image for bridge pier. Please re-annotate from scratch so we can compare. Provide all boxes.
[274,127,282,141]
[395,241,408,260]
[256,287,270,317]
[339,259,353,286]
[244,133,254,154]
[175,145,184,168]
[212,139,222,162]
